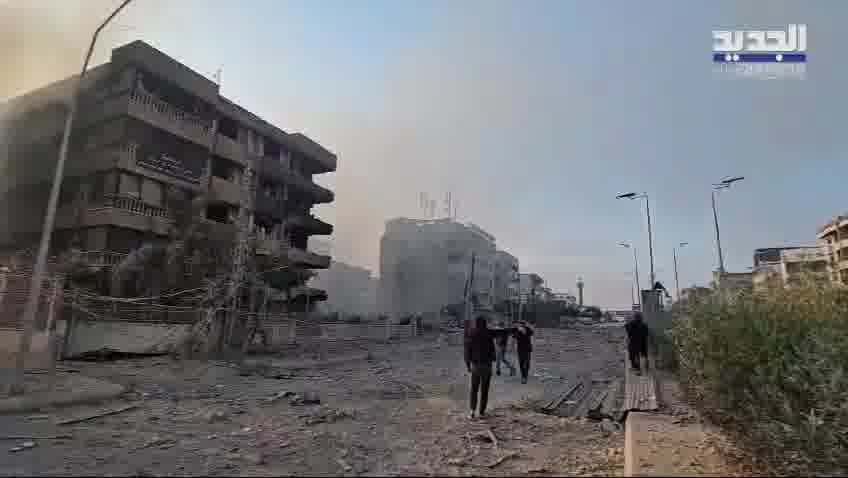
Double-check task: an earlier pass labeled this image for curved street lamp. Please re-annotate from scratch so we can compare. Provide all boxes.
[616,192,655,288]
[712,176,744,275]
[11,0,136,395]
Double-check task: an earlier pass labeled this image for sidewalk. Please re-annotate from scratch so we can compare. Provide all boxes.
[623,370,752,477]
[0,370,125,414]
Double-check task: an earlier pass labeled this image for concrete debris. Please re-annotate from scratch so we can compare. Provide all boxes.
[204,410,229,423]
[289,392,321,406]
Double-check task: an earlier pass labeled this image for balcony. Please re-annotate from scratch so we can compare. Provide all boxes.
[257,157,334,204]
[254,195,286,221]
[113,143,206,191]
[286,133,338,174]
[215,133,248,166]
[287,247,331,269]
[127,92,214,148]
[209,176,243,206]
[54,194,173,235]
[287,214,333,235]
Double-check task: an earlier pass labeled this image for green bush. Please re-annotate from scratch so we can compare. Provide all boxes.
[672,282,848,474]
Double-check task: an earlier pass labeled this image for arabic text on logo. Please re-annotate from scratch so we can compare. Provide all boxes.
[712,24,806,64]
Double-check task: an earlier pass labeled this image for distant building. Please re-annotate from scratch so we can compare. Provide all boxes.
[379,217,497,319]
[310,260,377,317]
[752,245,831,290]
[493,250,519,315]
[519,273,546,304]
[816,214,848,285]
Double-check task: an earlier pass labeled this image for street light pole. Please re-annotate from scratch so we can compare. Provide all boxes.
[711,190,724,275]
[711,176,744,277]
[645,195,655,287]
[618,242,641,306]
[673,242,688,301]
[10,0,135,395]
[616,192,655,287]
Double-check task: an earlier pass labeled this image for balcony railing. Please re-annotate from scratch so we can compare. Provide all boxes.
[288,214,333,235]
[257,157,334,203]
[128,92,214,146]
[93,194,172,219]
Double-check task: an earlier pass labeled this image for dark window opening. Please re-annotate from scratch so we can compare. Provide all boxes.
[265,139,281,158]
[291,232,308,250]
[211,156,240,181]
[206,203,232,223]
[218,116,239,140]
[107,227,143,253]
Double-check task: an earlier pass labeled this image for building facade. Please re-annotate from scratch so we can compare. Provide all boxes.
[0,40,335,307]
[493,250,519,313]
[752,246,831,291]
[378,217,497,319]
[817,214,848,285]
[518,273,546,304]
[310,260,378,317]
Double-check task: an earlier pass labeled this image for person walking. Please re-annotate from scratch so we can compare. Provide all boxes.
[464,315,505,419]
[625,312,650,374]
[494,320,516,376]
[513,320,534,384]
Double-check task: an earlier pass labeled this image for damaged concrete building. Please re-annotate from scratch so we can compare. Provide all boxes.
[0,40,336,357]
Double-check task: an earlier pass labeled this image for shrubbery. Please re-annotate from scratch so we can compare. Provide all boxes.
[670,282,848,473]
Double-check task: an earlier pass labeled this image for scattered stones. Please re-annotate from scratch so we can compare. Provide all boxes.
[289,392,321,406]
[243,452,265,465]
[267,391,295,403]
[205,410,229,423]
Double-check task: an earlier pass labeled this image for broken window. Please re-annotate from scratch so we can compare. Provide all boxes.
[218,116,239,140]
[205,203,232,224]
[211,156,240,182]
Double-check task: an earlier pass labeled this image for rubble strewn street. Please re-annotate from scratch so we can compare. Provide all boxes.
[0,326,627,476]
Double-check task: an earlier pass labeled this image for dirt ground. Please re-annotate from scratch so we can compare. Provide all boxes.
[0,326,627,476]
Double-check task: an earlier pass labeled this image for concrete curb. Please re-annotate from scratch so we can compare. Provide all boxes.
[0,380,125,414]
[623,411,648,477]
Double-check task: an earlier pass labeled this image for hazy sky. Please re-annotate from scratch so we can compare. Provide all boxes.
[3,0,846,308]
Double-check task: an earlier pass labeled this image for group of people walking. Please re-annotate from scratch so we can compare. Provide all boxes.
[463,316,535,420]
[461,311,652,420]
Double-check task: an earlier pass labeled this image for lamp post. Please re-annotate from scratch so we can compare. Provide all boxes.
[616,192,655,287]
[712,176,744,275]
[673,242,688,301]
[10,0,135,395]
[618,242,641,306]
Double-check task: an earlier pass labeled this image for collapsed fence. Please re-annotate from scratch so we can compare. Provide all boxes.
[0,269,422,361]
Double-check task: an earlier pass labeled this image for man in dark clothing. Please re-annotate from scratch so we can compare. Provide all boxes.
[512,321,534,384]
[625,312,650,373]
[464,316,509,419]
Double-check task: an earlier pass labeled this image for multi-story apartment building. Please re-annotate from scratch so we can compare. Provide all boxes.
[378,217,497,319]
[0,40,335,308]
[493,250,519,313]
[817,213,848,285]
[752,245,831,291]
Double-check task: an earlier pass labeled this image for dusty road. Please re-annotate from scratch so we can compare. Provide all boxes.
[0,326,626,476]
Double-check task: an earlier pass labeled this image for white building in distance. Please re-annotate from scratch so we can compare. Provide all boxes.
[379,218,498,319]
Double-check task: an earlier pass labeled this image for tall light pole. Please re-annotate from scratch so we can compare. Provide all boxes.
[617,192,655,287]
[673,242,688,301]
[711,176,744,275]
[10,0,135,395]
[618,242,641,306]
